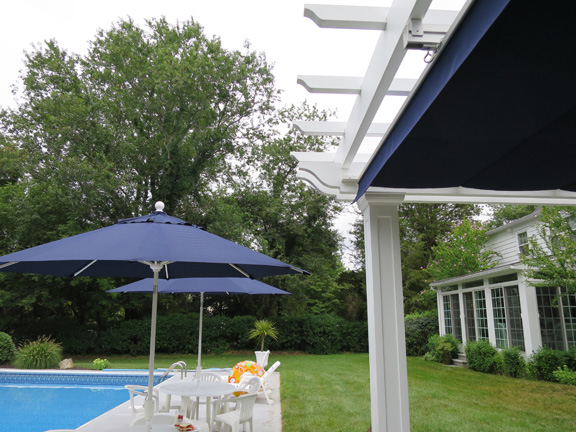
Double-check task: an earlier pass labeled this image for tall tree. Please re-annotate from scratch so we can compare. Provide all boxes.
[521,206,576,294]
[198,103,345,317]
[347,203,480,314]
[399,203,480,313]
[486,204,537,228]
[0,17,279,334]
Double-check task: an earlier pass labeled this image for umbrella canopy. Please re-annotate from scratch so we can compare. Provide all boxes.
[0,202,305,431]
[108,277,290,377]
[0,202,306,279]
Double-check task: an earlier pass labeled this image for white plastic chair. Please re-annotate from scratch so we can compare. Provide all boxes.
[125,384,160,414]
[188,371,223,420]
[214,375,261,416]
[213,393,257,432]
[259,361,280,405]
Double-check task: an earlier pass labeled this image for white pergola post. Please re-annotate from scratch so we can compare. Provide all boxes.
[358,193,410,432]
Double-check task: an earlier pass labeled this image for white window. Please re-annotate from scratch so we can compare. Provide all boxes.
[517,231,529,254]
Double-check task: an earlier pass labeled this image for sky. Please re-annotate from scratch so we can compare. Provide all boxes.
[0,0,465,263]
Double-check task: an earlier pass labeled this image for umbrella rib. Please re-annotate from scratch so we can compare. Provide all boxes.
[229,263,252,278]
[74,260,97,277]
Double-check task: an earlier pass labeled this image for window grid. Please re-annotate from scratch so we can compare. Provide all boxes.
[492,287,508,348]
[443,295,452,335]
[505,286,525,350]
[537,287,565,350]
[474,290,489,340]
[464,292,476,342]
[517,231,529,254]
[561,288,576,349]
[451,294,462,341]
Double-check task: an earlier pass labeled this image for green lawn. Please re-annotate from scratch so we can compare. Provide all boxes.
[73,353,576,431]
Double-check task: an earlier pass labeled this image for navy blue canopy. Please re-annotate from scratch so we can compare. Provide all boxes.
[358,0,576,197]
[0,205,307,279]
[108,277,291,295]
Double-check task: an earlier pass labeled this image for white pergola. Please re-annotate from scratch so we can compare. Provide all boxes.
[291,1,576,431]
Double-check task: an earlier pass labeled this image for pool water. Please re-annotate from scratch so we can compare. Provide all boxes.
[1,384,129,432]
[0,372,162,432]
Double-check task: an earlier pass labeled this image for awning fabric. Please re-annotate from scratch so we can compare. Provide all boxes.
[357,0,576,198]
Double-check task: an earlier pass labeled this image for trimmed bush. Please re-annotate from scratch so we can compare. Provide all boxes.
[465,340,498,374]
[424,334,460,364]
[501,346,525,378]
[405,311,439,356]
[553,365,576,385]
[0,332,16,364]
[14,336,62,369]
[528,346,568,381]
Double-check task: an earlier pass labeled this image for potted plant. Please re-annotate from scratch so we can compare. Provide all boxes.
[248,319,278,368]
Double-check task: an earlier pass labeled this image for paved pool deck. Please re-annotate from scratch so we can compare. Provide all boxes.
[73,370,282,432]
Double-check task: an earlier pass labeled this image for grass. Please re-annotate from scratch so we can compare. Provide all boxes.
[71,353,576,431]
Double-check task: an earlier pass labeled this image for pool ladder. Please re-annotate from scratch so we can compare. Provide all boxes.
[159,360,188,382]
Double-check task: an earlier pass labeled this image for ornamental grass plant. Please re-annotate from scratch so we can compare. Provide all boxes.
[14,335,62,369]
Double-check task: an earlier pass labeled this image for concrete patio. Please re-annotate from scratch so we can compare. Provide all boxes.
[73,370,282,432]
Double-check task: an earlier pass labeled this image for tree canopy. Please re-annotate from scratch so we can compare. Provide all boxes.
[521,206,576,294]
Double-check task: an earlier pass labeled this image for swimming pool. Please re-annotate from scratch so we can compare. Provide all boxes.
[0,371,163,432]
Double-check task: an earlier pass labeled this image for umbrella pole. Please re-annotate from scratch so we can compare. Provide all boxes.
[145,263,163,432]
[197,292,204,380]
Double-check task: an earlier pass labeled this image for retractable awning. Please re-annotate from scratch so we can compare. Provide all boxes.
[357,0,576,198]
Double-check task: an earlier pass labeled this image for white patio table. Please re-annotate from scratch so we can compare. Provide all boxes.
[158,380,236,430]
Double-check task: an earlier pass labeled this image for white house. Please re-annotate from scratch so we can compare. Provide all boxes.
[433,211,576,354]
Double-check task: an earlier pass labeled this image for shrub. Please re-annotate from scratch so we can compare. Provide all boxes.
[0,332,16,364]
[528,346,568,381]
[14,336,62,369]
[465,340,498,374]
[501,346,526,378]
[424,334,459,364]
[405,311,439,356]
[552,365,576,385]
[93,358,111,370]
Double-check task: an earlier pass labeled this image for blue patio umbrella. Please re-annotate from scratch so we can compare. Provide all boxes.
[108,277,290,378]
[0,202,306,431]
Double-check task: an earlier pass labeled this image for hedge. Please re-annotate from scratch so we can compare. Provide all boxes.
[9,311,436,356]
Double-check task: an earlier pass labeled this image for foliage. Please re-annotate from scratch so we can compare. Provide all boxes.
[14,335,62,369]
[486,205,538,228]
[552,365,576,385]
[425,218,499,282]
[0,16,348,336]
[247,319,279,351]
[520,206,576,294]
[465,340,499,374]
[93,358,111,370]
[95,313,367,356]
[501,346,526,378]
[349,203,481,314]
[527,346,575,382]
[0,331,16,364]
[424,334,459,364]
[404,311,439,356]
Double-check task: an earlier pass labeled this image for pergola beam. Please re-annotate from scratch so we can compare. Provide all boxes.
[293,121,389,137]
[304,4,388,30]
[297,75,416,96]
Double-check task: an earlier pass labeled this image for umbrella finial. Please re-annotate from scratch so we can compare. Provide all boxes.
[155,201,165,213]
